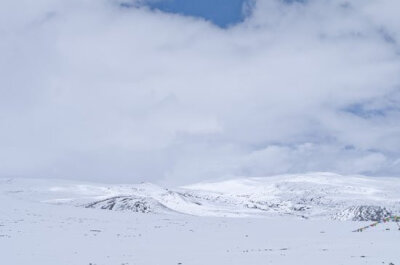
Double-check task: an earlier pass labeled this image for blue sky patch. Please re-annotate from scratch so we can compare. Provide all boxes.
[344,103,389,119]
[120,0,307,28]
[136,0,250,28]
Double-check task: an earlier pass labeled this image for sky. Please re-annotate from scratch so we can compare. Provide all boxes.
[1,0,400,184]
[133,0,248,28]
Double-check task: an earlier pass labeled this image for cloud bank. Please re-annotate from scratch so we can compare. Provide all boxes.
[1,0,400,184]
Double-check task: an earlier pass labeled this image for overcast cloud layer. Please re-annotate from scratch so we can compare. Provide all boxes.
[1,0,400,184]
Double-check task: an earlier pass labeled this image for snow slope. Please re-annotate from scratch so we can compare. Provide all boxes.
[1,174,400,265]
[1,173,399,220]
[181,172,400,220]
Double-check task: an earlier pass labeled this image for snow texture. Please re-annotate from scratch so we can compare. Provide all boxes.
[1,173,400,265]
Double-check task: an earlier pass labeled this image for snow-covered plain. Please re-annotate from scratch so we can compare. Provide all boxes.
[1,173,399,265]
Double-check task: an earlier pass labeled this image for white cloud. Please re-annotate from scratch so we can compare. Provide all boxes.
[1,0,400,184]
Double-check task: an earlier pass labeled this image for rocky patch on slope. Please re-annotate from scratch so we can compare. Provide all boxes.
[85,196,170,213]
[333,205,394,221]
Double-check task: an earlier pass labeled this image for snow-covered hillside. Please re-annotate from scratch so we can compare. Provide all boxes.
[1,173,400,265]
[1,173,399,221]
[181,173,400,220]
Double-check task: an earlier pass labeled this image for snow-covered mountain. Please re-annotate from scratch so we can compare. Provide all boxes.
[180,173,400,220]
[1,173,399,221]
[2,173,400,265]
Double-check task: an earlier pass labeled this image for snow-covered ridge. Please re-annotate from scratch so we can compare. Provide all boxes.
[1,173,399,221]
